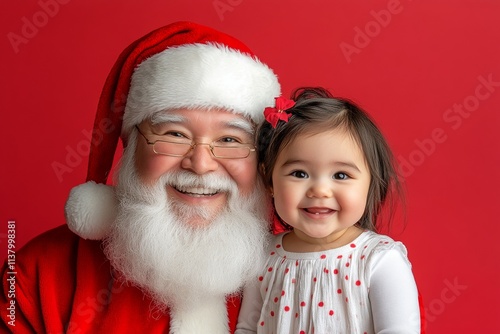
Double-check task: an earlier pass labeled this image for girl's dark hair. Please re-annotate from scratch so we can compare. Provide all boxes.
[257,87,404,232]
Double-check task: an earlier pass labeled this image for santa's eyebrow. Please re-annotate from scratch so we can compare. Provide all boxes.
[225,118,255,135]
[150,113,186,124]
[151,112,254,135]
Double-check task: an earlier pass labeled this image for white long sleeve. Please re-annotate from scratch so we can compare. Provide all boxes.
[369,248,420,333]
[235,281,262,333]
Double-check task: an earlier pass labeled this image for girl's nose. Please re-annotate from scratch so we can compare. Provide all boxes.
[306,181,333,198]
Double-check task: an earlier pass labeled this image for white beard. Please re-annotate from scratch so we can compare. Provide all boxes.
[104,137,271,333]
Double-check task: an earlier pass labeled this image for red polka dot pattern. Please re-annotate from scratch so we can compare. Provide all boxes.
[255,231,396,333]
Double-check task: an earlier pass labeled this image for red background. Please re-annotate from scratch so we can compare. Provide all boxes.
[1,0,499,332]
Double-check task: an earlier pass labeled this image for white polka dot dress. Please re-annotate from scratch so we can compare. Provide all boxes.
[237,230,418,334]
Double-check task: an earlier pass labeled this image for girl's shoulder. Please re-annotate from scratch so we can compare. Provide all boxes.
[359,230,404,249]
[359,230,411,267]
[358,230,407,252]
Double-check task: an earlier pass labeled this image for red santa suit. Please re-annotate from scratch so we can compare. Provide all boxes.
[0,224,241,333]
[0,21,280,334]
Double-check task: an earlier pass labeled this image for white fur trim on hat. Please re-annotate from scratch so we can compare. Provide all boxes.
[65,181,117,240]
[122,43,280,134]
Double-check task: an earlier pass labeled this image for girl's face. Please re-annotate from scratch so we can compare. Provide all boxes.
[271,129,371,247]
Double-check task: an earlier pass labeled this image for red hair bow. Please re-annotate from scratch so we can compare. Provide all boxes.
[264,97,295,128]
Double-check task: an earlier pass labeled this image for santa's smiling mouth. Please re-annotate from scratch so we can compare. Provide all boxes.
[173,185,220,197]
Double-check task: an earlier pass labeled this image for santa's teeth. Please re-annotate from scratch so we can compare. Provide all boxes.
[176,186,217,195]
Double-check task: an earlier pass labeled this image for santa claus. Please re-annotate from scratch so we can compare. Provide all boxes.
[1,21,280,333]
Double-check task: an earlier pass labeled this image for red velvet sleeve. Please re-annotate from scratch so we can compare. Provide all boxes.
[0,225,79,333]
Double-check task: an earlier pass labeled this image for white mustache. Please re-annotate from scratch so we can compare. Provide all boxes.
[160,171,236,194]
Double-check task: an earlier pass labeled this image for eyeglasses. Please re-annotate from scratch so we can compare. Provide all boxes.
[135,125,256,159]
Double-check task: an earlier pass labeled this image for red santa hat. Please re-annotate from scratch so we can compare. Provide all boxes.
[65,21,280,240]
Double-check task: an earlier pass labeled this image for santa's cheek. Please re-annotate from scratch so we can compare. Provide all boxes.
[135,154,180,185]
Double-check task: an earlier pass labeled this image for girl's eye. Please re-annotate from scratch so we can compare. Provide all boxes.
[291,170,309,179]
[334,172,349,180]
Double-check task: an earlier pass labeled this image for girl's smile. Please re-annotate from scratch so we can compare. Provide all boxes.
[301,207,337,218]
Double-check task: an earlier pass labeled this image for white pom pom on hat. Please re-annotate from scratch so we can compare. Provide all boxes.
[65,181,117,240]
[64,21,281,240]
